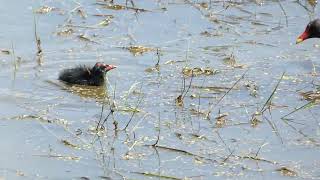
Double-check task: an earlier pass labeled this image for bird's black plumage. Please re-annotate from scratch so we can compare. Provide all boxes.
[58,62,116,86]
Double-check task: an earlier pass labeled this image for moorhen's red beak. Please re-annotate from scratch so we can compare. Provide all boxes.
[105,64,117,71]
[296,30,309,44]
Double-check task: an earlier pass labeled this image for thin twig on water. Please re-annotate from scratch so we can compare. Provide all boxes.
[34,16,43,65]
[254,72,285,143]
[152,112,161,146]
[122,84,144,131]
[277,0,288,26]
[260,72,285,114]
[206,69,248,119]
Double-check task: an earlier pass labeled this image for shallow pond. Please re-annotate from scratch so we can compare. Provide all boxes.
[0,0,320,179]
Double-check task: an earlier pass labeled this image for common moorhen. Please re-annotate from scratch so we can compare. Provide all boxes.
[297,19,320,44]
[58,62,116,86]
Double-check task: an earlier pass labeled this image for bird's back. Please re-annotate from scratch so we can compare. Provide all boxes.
[58,65,93,85]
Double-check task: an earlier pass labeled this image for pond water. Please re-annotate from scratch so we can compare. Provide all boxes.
[0,0,320,179]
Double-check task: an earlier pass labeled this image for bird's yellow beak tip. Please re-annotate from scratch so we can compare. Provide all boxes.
[296,38,303,44]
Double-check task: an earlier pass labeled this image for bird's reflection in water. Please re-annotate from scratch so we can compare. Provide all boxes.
[48,80,111,103]
[66,84,109,102]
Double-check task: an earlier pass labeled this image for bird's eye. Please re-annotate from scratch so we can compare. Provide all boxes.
[305,24,311,31]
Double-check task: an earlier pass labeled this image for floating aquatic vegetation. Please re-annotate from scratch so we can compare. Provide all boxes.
[223,54,247,68]
[215,112,228,128]
[33,153,81,161]
[117,106,141,113]
[199,2,209,9]
[56,155,80,161]
[200,31,223,37]
[276,167,297,177]
[11,114,52,123]
[175,95,183,107]
[87,126,105,135]
[125,46,155,56]
[76,8,87,19]
[164,60,185,64]
[145,48,161,73]
[61,139,81,149]
[300,91,320,102]
[244,80,258,97]
[307,0,317,7]
[56,28,74,36]
[98,16,114,26]
[132,171,181,180]
[100,4,126,10]
[192,85,230,93]
[16,170,25,177]
[203,45,234,53]
[96,2,150,12]
[190,108,207,116]
[251,21,269,26]
[34,6,55,14]
[250,112,262,127]
[182,67,218,76]
[34,6,61,14]
[77,34,99,44]
[190,94,217,98]
[145,66,159,73]
[33,18,43,66]
[92,14,114,18]
[123,151,145,160]
[223,54,236,66]
[0,49,10,55]
[244,40,277,47]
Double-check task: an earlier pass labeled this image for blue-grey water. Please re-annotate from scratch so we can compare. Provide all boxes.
[0,0,319,179]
